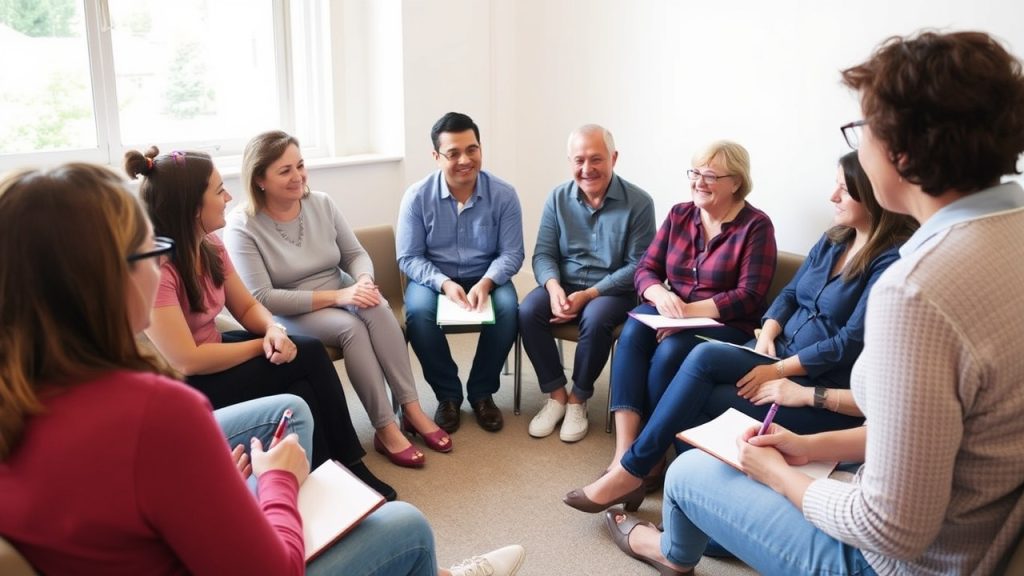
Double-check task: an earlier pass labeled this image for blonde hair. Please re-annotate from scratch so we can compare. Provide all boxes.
[692,140,753,199]
[0,164,166,460]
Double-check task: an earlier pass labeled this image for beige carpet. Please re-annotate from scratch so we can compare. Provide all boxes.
[336,332,759,576]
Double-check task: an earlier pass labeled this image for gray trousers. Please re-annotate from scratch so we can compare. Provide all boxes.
[278,299,419,429]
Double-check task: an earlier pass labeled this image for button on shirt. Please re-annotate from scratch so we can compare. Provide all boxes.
[397,170,525,291]
[764,234,901,388]
[532,175,655,296]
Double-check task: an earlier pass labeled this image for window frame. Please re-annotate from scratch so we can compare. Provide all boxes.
[0,0,333,172]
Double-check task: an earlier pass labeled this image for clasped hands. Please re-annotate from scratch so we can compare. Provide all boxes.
[735,364,806,406]
[546,282,595,324]
[263,324,296,365]
[335,275,382,309]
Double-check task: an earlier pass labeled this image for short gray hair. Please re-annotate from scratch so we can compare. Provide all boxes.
[567,124,616,157]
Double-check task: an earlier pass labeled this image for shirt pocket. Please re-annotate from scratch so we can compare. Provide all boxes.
[468,222,497,254]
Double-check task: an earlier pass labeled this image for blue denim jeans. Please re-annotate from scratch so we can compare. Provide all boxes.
[610,304,749,419]
[213,394,315,493]
[405,279,518,404]
[620,341,864,478]
[307,501,438,576]
[662,450,877,575]
[518,285,633,401]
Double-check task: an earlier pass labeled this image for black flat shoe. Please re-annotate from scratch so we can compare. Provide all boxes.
[347,460,397,501]
[434,400,462,433]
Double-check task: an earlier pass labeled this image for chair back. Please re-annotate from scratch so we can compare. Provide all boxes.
[767,251,805,305]
[353,225,406,331]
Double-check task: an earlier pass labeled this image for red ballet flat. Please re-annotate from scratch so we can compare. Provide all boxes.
[373,433,425,468]
[402,414,453,453]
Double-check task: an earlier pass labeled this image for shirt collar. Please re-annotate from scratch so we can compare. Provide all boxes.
[900,181,1024,256]
[573,174,623,211]
[439,170,485,203]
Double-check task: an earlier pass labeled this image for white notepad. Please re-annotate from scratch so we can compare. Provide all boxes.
[297,460,386,562]
[627,312,723,330]
[436,294,495,325]
[694,335,780,361]
[676,408,837,479]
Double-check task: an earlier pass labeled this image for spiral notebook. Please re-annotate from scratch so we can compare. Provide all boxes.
[298,460,386,562]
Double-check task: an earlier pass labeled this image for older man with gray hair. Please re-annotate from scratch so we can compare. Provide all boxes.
[520,124,655,442]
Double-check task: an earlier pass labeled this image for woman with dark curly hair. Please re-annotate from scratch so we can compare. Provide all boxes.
[607,30,1024,575]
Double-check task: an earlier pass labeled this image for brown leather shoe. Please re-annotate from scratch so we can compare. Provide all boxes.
[470,397,503,432]
[434,400,462,433]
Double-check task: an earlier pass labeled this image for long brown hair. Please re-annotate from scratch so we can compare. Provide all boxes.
[126,147,224,312]
[0,164,165,460]
[826,151,918,280]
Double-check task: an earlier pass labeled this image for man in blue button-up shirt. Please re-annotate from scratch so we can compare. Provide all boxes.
[521,125,655,442]
[397,112,524,434]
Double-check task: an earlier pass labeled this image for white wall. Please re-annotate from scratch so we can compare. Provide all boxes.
[314,0,1024,257]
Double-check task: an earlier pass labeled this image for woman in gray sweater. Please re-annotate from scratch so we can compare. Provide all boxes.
[224,131,452,469]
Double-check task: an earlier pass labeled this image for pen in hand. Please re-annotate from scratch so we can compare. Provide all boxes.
[756,403,779,436]
[270,408,293,448]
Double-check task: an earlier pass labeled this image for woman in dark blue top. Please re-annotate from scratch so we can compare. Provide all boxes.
[565,151,918,514]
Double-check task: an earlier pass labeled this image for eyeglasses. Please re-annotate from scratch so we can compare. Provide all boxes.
[436,145,481,162]
[686,169,734,184]
[128,236,175,264]
[841,120,866,150]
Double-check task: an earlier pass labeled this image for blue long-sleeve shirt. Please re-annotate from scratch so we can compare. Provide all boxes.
[397,170,524,291]
[531,174,655,295]
[765,233,901,387]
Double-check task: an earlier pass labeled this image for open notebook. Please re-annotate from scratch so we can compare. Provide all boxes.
[436,294,495,325]
[298,460,386,562]
[676,408,837,479]
[627,312,722,330]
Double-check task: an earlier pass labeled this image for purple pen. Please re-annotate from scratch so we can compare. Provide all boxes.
[757,403,779,436]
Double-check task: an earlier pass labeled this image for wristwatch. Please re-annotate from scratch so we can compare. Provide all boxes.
[813,386,828,409]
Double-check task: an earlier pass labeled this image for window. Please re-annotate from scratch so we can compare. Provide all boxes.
[0,0,331,171]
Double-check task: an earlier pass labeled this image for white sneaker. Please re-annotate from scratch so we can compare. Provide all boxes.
[559,401,589,442]
[528,399,566,438]
[449,544,525,576]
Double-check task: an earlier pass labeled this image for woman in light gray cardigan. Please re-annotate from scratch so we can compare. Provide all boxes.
[224,131,452,469]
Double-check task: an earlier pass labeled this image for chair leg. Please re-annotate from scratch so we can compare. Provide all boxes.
[514,336,522,415]
[503,357,511,375]
[557,339,565,370]
[605,343,615,434]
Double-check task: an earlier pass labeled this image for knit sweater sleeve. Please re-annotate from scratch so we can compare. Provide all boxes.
[802,277,964,561]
